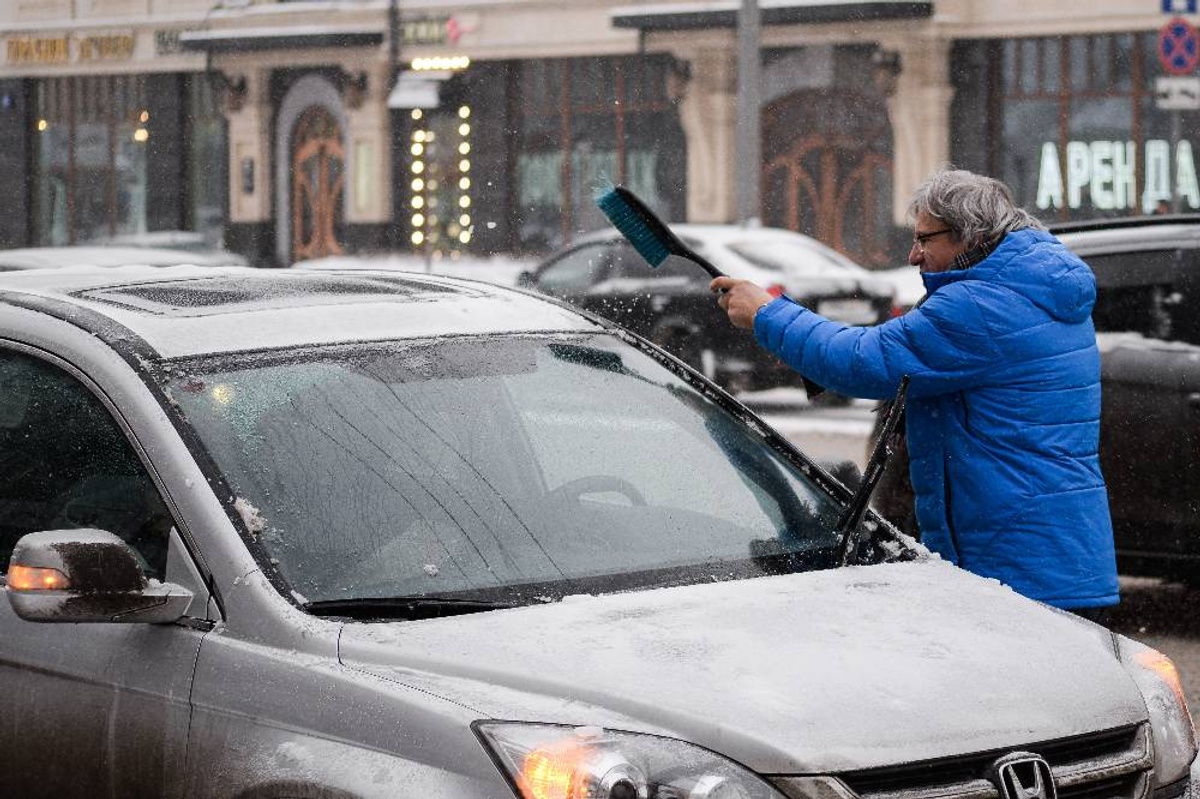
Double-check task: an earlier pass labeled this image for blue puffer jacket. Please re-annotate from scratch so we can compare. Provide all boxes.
[754,228,1118,609]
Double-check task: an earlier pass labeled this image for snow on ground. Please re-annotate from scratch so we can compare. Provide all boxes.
[293,252,534,287]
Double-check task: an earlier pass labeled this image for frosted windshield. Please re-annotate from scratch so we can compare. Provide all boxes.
[169,334,844,604]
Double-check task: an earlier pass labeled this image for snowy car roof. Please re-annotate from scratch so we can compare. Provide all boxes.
[0,266,601,360]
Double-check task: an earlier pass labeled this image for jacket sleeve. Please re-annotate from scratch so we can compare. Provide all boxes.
[753,286,1005,400]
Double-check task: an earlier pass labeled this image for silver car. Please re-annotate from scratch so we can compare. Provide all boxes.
[0,265,1194,799]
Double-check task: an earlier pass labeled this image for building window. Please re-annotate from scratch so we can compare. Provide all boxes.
[514,54,685,252]
[954,33,1192,221]
[34,75,150,245]
[186,75,228,247]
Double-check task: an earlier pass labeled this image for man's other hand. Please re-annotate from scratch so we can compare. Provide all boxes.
[711,277,775,330]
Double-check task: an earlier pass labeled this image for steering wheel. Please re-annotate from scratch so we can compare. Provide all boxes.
[545,475,648,507]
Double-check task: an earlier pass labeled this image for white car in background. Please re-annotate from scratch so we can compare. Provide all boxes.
[0,245,248,271]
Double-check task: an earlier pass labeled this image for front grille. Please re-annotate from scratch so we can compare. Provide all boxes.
[828,724,1152,799]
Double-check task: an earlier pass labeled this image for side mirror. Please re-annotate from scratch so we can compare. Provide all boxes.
[516,270,536,289]
[5,529,194,624]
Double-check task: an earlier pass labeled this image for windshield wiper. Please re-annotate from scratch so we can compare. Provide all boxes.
[834,375,911,566]
[305,596,518,620]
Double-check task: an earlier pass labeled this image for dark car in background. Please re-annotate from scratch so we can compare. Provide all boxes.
[519,224,895,394]
[1054,215,1200,579]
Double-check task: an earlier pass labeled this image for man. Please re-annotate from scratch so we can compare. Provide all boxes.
[712,168,1118,619]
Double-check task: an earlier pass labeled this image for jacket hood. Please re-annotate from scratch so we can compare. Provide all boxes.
[921,228,1096,324]
[337,560,1145,774]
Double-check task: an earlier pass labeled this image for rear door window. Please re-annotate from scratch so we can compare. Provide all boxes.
[535,243,608,293]
[1087,249,1200,344]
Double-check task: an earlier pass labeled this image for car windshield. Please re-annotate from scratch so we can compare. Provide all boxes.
[168,333,848,606]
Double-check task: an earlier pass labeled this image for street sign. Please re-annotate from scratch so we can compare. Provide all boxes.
[1160,17,1200,76]
[1164,0,1198,13]
[1157,76,1200,109]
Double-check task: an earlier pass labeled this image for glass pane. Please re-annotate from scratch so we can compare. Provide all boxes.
[0,350,172,579]
[1070,37,1091,92]
[114,121,148,237]
[1042,37,1062,94]
[1020,39,1039,95]
[73,121,111,243]
[170,335,842,603]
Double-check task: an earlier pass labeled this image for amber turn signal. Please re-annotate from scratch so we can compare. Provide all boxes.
[7,564,70,591]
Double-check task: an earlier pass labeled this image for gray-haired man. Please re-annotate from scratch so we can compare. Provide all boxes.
[713,168,1119,619]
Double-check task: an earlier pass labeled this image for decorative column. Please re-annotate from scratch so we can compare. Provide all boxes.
[676,45,739,223]
[224,70,274,263]
[882,37,952,225]
[343,60,394,251]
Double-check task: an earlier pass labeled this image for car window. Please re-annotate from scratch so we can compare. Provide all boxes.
[612,244,702,281]
[168,334,846,606]
[0,349,174,579]
[535,244,608,293]
[1087,249,1200,345]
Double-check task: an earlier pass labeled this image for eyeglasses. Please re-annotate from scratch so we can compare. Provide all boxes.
[912,228,953,253]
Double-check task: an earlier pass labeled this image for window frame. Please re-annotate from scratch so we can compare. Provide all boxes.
[0,339,194,587]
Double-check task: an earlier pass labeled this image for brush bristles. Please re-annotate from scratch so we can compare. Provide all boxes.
[595,188,671,267]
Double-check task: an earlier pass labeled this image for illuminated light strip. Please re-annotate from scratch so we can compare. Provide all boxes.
[410,112,429,247]
[456,104,472,247]
[410,55,470,72]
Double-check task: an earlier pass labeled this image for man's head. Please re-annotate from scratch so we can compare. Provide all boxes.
[907,169,1044,273]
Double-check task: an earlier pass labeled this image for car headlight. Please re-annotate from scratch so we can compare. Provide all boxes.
[474,721,789,799]
[1117,636,1197,785]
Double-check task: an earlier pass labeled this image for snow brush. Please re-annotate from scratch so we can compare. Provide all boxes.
[593,183,826,399]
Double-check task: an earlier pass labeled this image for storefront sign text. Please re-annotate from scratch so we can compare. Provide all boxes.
[1036,139,1200,213]
[78,34,135,61]
[6,32,136,66]
[404,16,466,46]
[7,36,69,64]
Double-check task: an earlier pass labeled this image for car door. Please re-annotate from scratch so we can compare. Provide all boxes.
[1090,247,1200,561]
[0,345,205,799]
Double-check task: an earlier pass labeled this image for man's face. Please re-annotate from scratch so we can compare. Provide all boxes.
[908,211,966,274]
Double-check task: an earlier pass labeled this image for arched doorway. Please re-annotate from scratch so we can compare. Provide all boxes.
[290,107,345,261]
[762,90,893,269]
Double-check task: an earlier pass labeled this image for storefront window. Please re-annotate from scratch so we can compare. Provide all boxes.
[187,75,229,247]
[953,32,1197,222]
[514,55,685,252]
[34,75,150,245]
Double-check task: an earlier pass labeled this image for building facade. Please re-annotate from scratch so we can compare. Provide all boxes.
[0,1,1187,268]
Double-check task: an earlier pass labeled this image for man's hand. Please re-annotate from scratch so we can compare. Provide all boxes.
[711,277,775,330]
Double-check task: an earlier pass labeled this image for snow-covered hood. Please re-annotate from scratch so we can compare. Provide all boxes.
[337,560,1146,773]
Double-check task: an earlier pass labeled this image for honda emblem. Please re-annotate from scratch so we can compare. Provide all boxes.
[990,752,1056,799]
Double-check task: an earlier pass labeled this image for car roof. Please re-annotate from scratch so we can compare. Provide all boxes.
[0,246,247,269]
[0,266,600,360]
[1052,215,1200,255]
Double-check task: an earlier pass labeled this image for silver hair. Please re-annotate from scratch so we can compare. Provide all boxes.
[908,168,1045,249]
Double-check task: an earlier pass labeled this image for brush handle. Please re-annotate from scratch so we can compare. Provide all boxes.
[679,246,726,280]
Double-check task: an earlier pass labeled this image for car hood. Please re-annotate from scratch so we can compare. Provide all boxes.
[337,560,1146,773]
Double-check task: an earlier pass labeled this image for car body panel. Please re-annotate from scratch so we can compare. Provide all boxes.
[1054,218,1200,572]
[0,268,1159,797]
[340,560,1144,774]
